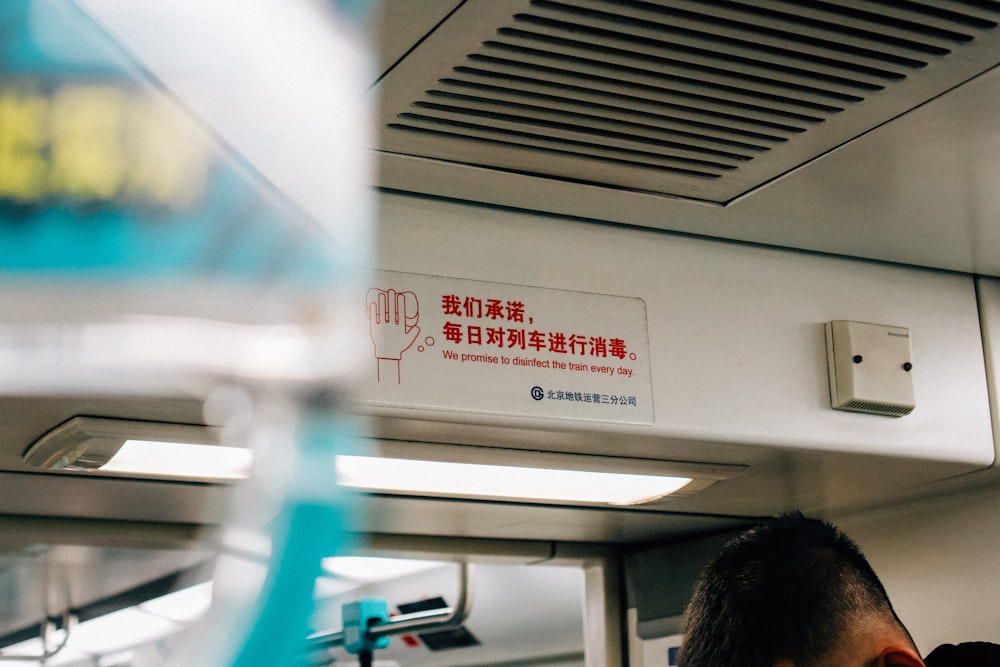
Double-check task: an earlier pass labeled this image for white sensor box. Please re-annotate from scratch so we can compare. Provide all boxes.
[825,320,914,417]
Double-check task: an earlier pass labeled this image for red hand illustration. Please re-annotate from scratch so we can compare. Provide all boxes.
[367,288,420,383]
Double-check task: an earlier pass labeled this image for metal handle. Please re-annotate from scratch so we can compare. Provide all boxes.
[0,613,76,662]
[306,561,473,650]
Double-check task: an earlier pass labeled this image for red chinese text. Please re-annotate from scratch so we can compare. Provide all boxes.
[442,322,628,359]
[442,294,525,323]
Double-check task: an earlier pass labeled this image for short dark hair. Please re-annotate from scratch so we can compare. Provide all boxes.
[679,513,904,667]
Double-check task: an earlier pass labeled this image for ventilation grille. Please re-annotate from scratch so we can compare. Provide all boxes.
[841,399,914,417]
[377,0,1000,203]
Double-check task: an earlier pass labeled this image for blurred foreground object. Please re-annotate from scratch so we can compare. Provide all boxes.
[0,1,375,665]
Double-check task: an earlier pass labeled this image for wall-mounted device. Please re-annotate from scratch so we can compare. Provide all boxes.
[826,320,915,417]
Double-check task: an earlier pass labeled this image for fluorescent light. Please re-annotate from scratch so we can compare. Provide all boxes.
[66,607,179,654]
[23,416,245,482]
[333,441,745,506]
[336,455,690,506]
[321,556,446,583]
[0,609,179,662]
[100,440,251,480]
[137,582,214,623]
[23,419,743,501]
[0,640,88,666]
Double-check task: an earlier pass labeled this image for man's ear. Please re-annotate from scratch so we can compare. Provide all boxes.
[876,647,926,667]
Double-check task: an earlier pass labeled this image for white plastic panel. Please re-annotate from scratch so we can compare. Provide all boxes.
[974,276,1000,461]
[379,65,1000,279]
[826,320,915,417]
[372,192,994,467]
[834,484,1000,655]
[357,270,655,424]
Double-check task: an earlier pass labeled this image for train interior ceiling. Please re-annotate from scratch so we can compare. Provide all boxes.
[3,1,1000,665]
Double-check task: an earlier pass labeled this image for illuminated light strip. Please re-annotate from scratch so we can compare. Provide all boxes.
[320,556,446,583]
[100,440,252,481]
[0,583,213,660]
[334,455,691,506]
[24,419,743,502]
[22,416,244,482]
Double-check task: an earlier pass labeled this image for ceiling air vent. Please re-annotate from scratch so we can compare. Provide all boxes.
[376,0,1000,204]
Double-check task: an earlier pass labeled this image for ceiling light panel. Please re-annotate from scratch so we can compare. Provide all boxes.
[21,419,744,506]
[22,416,243,482]
[337,441,744,507]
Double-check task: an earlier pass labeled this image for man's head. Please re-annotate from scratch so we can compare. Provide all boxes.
[678,513,924,667]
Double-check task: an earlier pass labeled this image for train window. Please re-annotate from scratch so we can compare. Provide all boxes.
[0,551,588,667]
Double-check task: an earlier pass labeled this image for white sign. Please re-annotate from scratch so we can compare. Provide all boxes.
[356,271,654,425]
